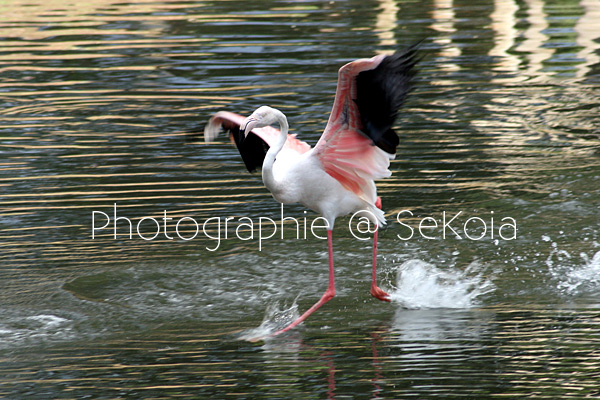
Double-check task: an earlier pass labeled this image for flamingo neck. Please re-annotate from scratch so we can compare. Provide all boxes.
[261,109,288,193]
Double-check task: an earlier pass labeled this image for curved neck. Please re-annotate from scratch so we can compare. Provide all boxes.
[262,109,288,192]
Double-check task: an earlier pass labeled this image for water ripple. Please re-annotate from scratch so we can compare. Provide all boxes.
[1,0,599,398]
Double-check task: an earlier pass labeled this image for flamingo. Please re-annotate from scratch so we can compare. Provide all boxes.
[204,43,420,335]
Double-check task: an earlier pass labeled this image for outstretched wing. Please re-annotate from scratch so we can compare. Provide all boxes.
[204,111,311,173]
[313,43,420,201]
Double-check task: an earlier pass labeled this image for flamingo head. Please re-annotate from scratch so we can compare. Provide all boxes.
[239,106,280,139]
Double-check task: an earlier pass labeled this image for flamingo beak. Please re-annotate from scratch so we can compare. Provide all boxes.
[239,117,257,141]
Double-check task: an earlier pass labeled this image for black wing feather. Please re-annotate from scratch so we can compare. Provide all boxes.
[230,126,269,173]
[209,120,270,173]
[354,42,421,154]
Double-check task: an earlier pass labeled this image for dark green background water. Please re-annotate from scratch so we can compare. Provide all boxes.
[1,0,599,398]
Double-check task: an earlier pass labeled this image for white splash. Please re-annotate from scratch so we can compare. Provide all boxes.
[237,300,300,341]
[556,250,600,295]
[26,314,68,327]
[0,314,73,349]
[388,259,495,309]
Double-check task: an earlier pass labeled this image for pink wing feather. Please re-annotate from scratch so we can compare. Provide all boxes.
[205,111,310,154]
[313,55,392,202]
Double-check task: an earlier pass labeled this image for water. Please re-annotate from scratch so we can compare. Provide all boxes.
[1,0,599,397]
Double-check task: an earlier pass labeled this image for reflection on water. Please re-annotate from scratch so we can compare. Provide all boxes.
[575,0,600,79]
[519,0,554,80]
[375,0,400,50]
[430,0,461,72]
[490,0,520,74]
[1,0,599,398]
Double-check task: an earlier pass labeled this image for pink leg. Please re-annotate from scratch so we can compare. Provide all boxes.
[370,197,390,302]
[273,230,336,335]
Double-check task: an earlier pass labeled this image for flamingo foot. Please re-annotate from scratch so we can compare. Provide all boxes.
[272,288,335,336]
[271,229,337,337]
[370,284,391,302]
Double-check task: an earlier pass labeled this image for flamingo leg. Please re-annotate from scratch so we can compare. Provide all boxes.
[370,197,391,302]
[273,230,336,335]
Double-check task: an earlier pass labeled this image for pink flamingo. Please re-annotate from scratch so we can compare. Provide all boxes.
[204,44,419,335]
